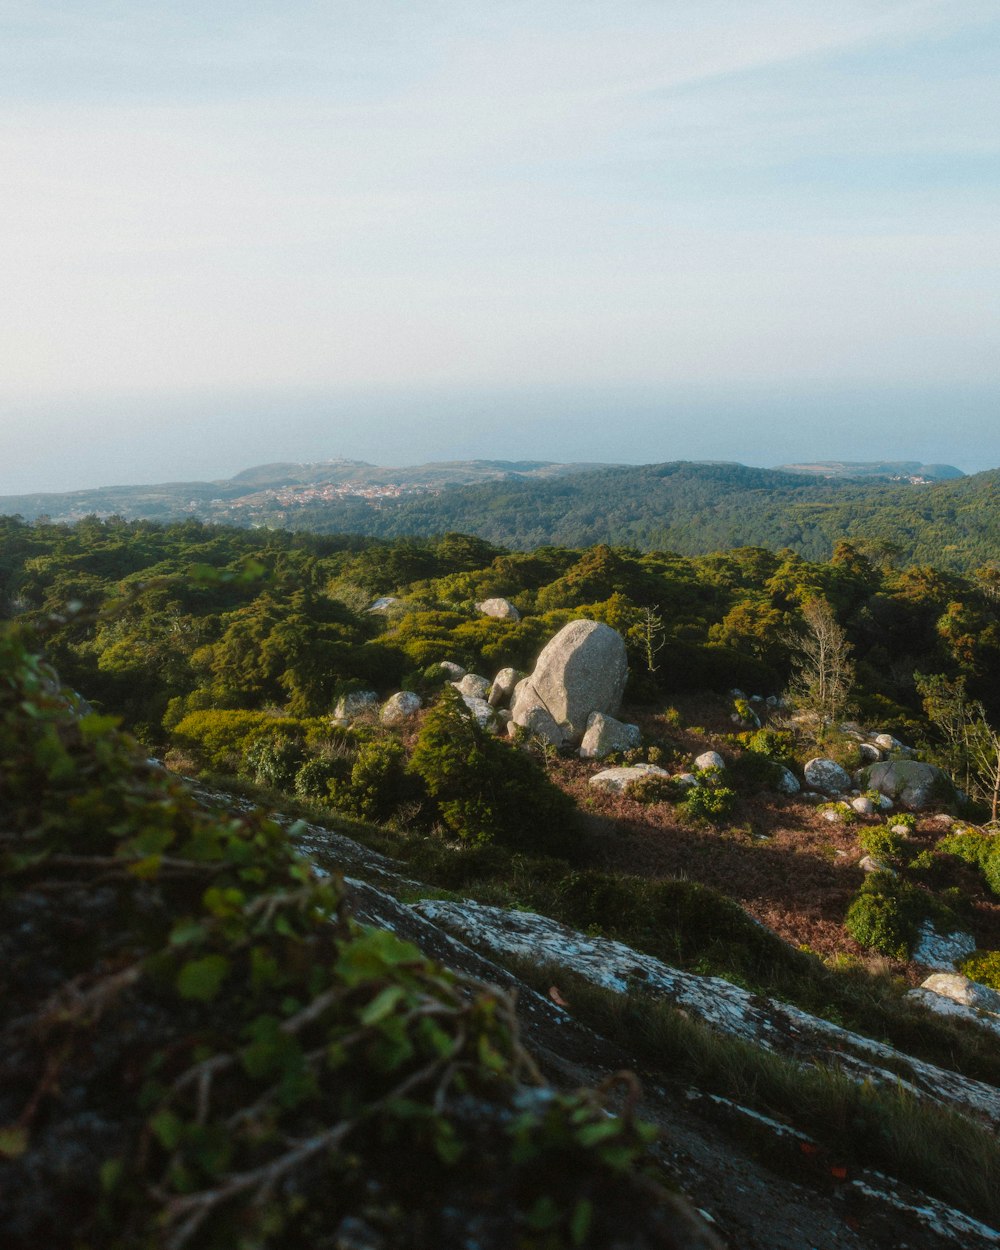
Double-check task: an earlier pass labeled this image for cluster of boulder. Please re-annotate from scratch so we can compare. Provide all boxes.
[331,618,641,758]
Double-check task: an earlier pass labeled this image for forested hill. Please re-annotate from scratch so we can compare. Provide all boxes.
[3,460,998,571]
[278,462,1000,572]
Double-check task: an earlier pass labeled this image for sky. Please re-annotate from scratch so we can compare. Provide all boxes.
[1,1,998,493]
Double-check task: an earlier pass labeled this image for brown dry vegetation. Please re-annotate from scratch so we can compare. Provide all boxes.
[540,703,1000,981]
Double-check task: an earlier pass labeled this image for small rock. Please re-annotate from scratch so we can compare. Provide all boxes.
[774,766,800,796]
[380,691,422,725]
[454,673,490,700]
[461,695,499,731]
[578,712,642,760]
[367,596,399,613]
[694,750,725,772]
[873,732,902,750]
[488,667,520,707]
[507,703,566,747]
[438,661,466,681]
[850,796,876,816]
[476,597,521,622]
[803,758,851,794]
[674,772,699,788]
[589,764,670,794]
[821,808,844,823]
[858,743,883,764]
[859,855,891,873]
[333,690,378,721]
[919,972,1000,1012]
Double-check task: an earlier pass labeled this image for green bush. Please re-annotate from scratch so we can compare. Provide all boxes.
[938,830,1000,897]
[409,685,577,855]
[624,773,685,804]
[682,778,737,823]
[328,737,416,824]
[294,754,349,802]
[857,826,909,868]
[958,950,1000,991]
[844,872,945,960]
[244,733,306,791]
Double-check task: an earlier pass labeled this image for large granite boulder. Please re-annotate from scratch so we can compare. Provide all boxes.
[863,759,956,811]
[578,712,642,760]
[512,620,628,743]
[476,597,521,622]
[803,757,851,794]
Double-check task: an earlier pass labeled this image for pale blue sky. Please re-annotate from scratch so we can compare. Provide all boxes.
[1,2,998,491]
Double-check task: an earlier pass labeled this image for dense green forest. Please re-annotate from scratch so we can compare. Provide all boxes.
[5,461,999,572]
[3,511,1000,749]
[281,463,1000,572]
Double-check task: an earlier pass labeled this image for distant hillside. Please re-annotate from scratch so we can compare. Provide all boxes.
[0,458,616,524]
[774,460,965,482]
[266,461,1000,572]
[2,458,998,571]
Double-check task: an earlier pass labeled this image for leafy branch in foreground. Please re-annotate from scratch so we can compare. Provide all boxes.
[0,619,713,1249]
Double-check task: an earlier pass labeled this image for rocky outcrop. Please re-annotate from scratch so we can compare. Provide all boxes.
[774,766,800,795]
[476,597,521,621]
[912,922,977,971]
[863,759,957,811]
[511,620,628,743]
[413,899,1000,1133]
[578,712,642,760]
[803,757,851,794]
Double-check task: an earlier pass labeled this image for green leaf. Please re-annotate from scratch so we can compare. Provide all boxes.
[0,1125,28,1158]
[575,1119,621,1147]
[524,1194,561,1230]
[150,1109,184,1151]
[100,1157,124,1193]
[359,984,405,1026]
[570,1198,593,1246]
[176,954,230,1002]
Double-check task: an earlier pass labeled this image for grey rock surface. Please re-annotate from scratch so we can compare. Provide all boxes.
[380,690,422,725]
[578,711,642,760]
[475,597,521,621]
[864,759,957,811]
[803,757,852,794]
[517,619,628,742]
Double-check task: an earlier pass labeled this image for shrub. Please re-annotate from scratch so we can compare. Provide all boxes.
[958,950,1000,991]
[740,727,795,763]
[844,873,944,960]
[329,738,416,823]
[294,755,348,802]
[682,779,737,823]
[624,773,685,805]
[937,830,1000,897]
[409,685,577,855]
[857,826,909,868]
[244,733,306,791]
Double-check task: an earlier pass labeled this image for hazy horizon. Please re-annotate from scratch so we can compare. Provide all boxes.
[3,3,998,494]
